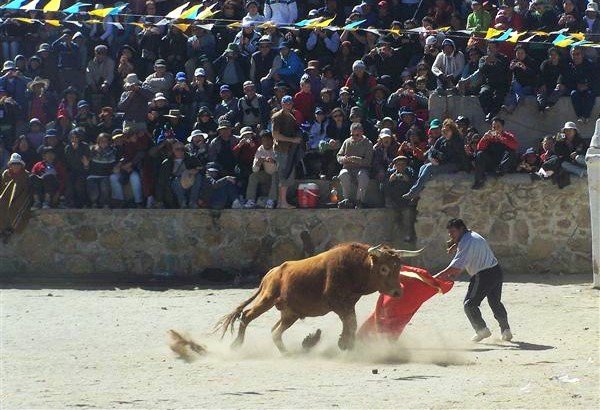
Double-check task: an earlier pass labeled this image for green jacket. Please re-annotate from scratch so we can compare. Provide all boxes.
[466,11,492,32]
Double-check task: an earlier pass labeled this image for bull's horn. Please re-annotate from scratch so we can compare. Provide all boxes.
[391,248,424,258]
[368,244,384,255]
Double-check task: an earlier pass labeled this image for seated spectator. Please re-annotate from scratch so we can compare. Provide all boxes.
[86,133,116,209]
[368,84,390,122]
[305,107,331,178]
[583,2,600,36]
[372,128,400,184]
[337,86,354,118]
[250,36,281,96]
[143,59,174,95]
[209,120,240,176]
[533,135,559,180]
[157,110,190,144]
[12,135,39,171]
[233,126,260,190]
[171,72,194,117]
[472,118,519,190]
[384,155,417,243]
[559,47,596,123]
[503,45,538,113]
[96,107,119,136]
[243,1,266,25]
[109,129,145,208]
[234,21,261,57]
[306,27,340,67]
[193,107,218,141]
[398,127,428,171]
[31,147,66,209]
[157,141,204,209]
[237,81,269,129]
[516,147,541,173]
[264,0,298,25]
[470,42,510,122]
[555,121,589,178]
[557,0,582,32]
[74,100,98,142]
[26,76,54,126]
[325,107,350,149]
[336,122,374,209]
[348,105,377,142]
[213,43,250,96]
[277,40,304,89]
[397,107,425,142]
[191,68,216,116]
[403,119,466,200]
[200,162,240,209]
[185,130,209,166]
[432,39,465,96]
[467,1,492,32]
[118,73,154,131]
[244,131,277,209]
[0,153,32,243]
[64,128,90,208]
[345,60,377,103]
[536,47,563,112]
[457,47,484,96]
[214,85,239,123]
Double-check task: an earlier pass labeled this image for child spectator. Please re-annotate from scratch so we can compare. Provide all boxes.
[31,147,66,209]
[516,147,541,173]
[244,131,277,209]
[86,133,117,208]
[26,118,46,151]
[293,75,315,123]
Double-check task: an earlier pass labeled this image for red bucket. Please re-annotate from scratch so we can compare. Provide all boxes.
[297,183,320,208]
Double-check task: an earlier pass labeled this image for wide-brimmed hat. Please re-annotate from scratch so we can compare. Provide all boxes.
[187,129,208,142]
[7,153,25,166]
[225,43,240,54]
[240,126,254,137]
[153,92,167,102]
[124,73,141,86]
[36,43,51,53]
[112,129,124,140]
[2,60,16,72]
[27,76,50,91]
[217,120,232,131]
[165,109,184,118]
[304,60,320,72]
[391,155,409,164]
[258,35,272,44]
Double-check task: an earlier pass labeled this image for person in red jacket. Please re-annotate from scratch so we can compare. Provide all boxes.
[293,75,315,123]
[30,147,67,209]
[472,117,519,190]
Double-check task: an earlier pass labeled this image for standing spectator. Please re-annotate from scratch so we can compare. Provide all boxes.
[64,128,90,208]
[243,130,278,209]
[403,119,466,200]
[431,39,465,96]
[85,44,115,110]
[250,36,281,95]
[51,29,82,92]
[384,155,417,243]
[0,152,32,243]
[213,43,250,96]
[264,0,298,25]
[271,97,302,208]
[336,122,374,209]
[472,118,519,190]
[0,61,29,119]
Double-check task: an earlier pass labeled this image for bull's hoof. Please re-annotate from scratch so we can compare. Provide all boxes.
[231,337,243,349]
[338,336,355,351]
[302,329,322,350]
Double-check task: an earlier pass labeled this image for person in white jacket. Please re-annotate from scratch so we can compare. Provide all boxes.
[431,39,465,96]
[264,0,298,25]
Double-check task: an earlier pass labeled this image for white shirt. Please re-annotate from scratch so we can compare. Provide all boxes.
[449,231,498,276]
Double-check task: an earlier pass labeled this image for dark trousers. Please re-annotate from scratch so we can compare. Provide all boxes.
[464,264,510,332]
[66,173,87,208]
[474,148,517,183]
[570,89,595,119]
[479,85,508,117]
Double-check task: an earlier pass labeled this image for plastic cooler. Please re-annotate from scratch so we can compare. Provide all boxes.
[297,183,320,208]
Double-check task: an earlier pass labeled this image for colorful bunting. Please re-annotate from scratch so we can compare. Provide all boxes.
[21,0,39,11]
[196,3,217,20]
[485,27,504,40]
[42,0,61,12]
[553,34,575,47]
[495,28,513,42]
[307,16,335,29]
[63,2,90,14]
[507,31,526,43]
[165,1,189,19]
[343,19,366,30]
[1,0,27,10]
[180,4,201,20]
[295,17,321,27]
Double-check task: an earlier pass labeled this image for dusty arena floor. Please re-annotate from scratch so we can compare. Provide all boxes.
[1,276,599,409]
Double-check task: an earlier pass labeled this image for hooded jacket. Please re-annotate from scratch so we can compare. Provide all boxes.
[431,40,465,79]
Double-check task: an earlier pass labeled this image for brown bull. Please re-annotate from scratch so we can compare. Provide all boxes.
[214,243,422,353]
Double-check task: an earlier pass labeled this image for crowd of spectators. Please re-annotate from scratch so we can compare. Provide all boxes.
[0,0,594,239]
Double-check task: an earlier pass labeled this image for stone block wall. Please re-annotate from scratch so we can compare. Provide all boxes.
[0,175,591,279]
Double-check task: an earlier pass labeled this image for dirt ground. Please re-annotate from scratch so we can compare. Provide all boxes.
[1,276,599,409]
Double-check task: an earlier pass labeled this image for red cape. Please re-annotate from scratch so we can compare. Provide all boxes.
[358,265,454,339]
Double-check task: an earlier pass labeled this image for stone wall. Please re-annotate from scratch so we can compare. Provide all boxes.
[0,175,591,278]
[429,95,599,147]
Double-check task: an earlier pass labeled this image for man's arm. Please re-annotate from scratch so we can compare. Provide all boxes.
[435,266,462,281]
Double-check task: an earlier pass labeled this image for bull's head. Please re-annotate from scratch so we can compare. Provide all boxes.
[368,244,424,297]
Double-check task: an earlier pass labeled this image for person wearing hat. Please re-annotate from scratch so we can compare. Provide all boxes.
[303,106,331,178]
[26,77,52,125]
[0,60,29,119]
[214,84,240,122]
[397,107,425,141]
[159,24,189,74]
[516,146,541,173]
[74,100,98,142]
[234,19,262,57]
[156,140,204,209]
[372,128,400,183]
[336,122,373,208]
[118,73,154,131]
[232,126,261,192]
[85,44,115,100]
[264,0,298,25]
[143,59,175,94]
[193,106,218,140]
[185,129,209,165]
[172,72,194,117]
[345,60,377,103]
[368,84,390,122]
[213,42,249,95]
[583,2,600,34]
[363,37,407,88]
[250,35,279,97]
[306,26,341,67]
[156,110,189,144]
[31,146,67,209]
[432,38,465,96]
[384,154,417,242]
[208,120,241,176]
[0,152,33,242]
[243,0,267,25]
[186,24,218,78]
[64,127,91,208]
[238,81,270,129]
[190,68,216,118]
[302,60,324,97]
[555,121,589,178]
[51,29,82,91]
[276,40,304,89]
[466,1,492,32]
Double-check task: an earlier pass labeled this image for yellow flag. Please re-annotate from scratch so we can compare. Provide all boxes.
[174,23,190,32]
[311,16,335,28]
[571,32,585,41]
[89,7,115,18]
[196,4,217,20]
[15,17,35,24]
[532,31,549,36]
[227,22,241,29]
[484,28,504,39]
[43,0,61,12]
[165,2,190,19]
[45,19,61,27]
[507,31,526,43]
[180,4,201,20]
[129,21,145,29]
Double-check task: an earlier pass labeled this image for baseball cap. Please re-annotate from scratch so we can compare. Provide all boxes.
[194,67,206,77]
[176,72,187,81]
[219,84,231,93]
[281,95,293,104]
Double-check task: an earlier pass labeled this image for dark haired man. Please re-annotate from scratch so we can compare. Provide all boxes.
[436,219,513,343]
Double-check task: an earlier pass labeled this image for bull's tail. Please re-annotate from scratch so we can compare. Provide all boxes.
[213,287,262,339]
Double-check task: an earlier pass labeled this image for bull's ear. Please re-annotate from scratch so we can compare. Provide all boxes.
[379,265,391,276]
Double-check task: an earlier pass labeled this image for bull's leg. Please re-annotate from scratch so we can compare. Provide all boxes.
[336,308,357,351]
[232,296,275,348]
[271,312,298,354]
